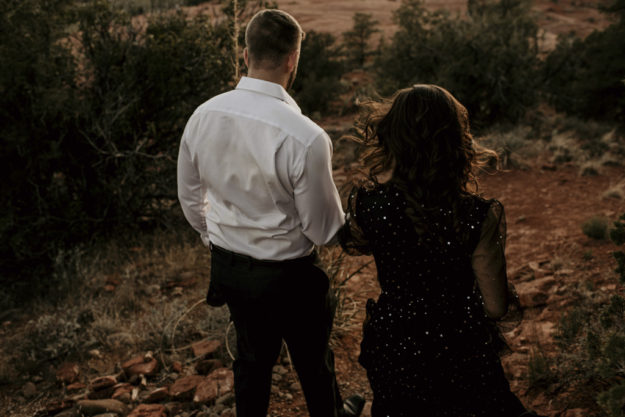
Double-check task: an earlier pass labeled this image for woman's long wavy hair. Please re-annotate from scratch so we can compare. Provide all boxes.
[353,84,497,233]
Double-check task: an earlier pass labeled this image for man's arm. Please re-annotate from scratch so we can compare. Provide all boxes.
[293,133,345,246]
[177,136,208,242]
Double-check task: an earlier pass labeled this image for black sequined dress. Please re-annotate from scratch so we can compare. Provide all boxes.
[339,182,527,417]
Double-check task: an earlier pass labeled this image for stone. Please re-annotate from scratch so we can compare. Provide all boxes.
[193,378,219,404]
[53,409,78,417]
[22,382,37,399]
[67,382,87,392]
[44,399,75,415]
[57,362,80,384]
[76,399,129,416]
[195,359,223,375]
[515,276,557,308]
[216,392,235,407]
[209,368,234,396]
[128,403,166,417]
[92,414,118,417]
[111,383,133,402]
[273,365,288,375]
[191,340,222,358]
[169,375,205,400]
[122,354,159,378]
[213,403,226,414]
[145,387,169,403]
[89,376,117,392]
[271,373,282,383]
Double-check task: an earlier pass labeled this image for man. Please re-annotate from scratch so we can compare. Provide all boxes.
[177,9,364,417]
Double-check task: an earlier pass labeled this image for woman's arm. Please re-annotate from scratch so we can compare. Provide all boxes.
[338,187,372,256]
[472,200,509,319]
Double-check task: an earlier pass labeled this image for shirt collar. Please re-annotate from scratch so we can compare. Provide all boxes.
[236,76,301,113]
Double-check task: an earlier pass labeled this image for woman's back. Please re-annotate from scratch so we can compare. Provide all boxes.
[342,182,525,416]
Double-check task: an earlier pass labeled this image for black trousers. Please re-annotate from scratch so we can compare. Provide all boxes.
[209,244,343,417]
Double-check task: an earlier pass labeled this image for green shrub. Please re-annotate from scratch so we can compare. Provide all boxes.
[0,0,234,300]
[343,12,380,69]
[291,31,346,117]
[611,214,625,283]
[552,294,625,415]
[375,0,540,127]
[582,216,609,240]
[542,0,625,125]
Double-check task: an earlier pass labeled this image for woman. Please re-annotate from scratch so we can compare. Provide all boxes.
[339,85,541,416]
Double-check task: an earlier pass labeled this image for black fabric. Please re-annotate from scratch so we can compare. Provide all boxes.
[340,183,528,417]
[209,245,343,417]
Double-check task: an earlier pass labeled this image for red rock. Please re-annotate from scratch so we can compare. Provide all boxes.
[169,375,205,400]
[207,367,235,396]
[67,382,86,392]
[77,399,128,416]
[122,354,159,378]
[191,339,222,358]
[45,399,75,415]
[145,387,169,403]
[112,383,133,401]
[128,403,166,417]
[195,359,223,375]
[56,362,80,384]
[171,361,183,373]
[89,375,117,392]
[193,378,219,404]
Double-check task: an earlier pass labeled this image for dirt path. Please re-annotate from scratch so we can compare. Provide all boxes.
[268,163,625,417]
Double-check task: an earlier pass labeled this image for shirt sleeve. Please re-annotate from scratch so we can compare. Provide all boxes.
[293,133,345,246]
[472,200,509,319]
[177,135,208,244]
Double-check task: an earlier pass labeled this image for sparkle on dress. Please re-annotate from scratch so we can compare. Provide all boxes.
[339,182,527,417]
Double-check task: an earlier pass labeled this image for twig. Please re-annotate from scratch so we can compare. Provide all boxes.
[338,259,374,288]
[170,298,206,356]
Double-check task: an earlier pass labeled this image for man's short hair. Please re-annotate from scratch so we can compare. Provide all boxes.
[245,9,304,68]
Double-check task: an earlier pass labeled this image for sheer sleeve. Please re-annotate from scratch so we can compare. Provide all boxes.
[338,187,372,256]
[472,200,509,319]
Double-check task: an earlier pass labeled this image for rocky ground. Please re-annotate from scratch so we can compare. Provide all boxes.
[4,145,622,417]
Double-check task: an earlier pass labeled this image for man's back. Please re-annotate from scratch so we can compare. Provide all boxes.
[177,77,344,260]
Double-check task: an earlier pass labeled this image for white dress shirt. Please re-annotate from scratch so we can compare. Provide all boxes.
[177,76,345,260]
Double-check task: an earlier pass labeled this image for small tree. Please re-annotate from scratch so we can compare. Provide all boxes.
[290,31,346,116]
[343,12,380,69]
[375,0,539,127]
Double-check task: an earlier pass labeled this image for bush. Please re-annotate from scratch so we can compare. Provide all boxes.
[553,293,625,416]
[542,0,625,125]
[582,216,609,240]
[0,0,235,300]
[343,12,380,69]
[375,0,540,127]
[291,31,346,117]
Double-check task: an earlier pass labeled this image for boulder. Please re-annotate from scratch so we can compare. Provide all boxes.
[76,399,129,416]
